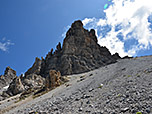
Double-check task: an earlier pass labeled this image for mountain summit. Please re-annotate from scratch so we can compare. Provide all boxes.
[26,20,120,77]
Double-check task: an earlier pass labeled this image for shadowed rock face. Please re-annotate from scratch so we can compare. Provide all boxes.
[39,20,119,76]
[25,20,120,77]
[0,67,17,89]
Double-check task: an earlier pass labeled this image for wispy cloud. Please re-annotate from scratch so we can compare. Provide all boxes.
[0,37,14,52]
[82,0,152,57]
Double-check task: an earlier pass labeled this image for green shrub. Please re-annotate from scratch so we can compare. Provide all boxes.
[128,75,131,77]
[117,94,121,97]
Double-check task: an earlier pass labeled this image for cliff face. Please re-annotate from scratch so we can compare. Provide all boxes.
[26,20,120,77]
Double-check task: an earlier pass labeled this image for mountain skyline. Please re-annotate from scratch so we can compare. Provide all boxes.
[0,0,152,76]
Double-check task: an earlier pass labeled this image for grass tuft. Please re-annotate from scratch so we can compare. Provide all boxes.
[127,75,131,77]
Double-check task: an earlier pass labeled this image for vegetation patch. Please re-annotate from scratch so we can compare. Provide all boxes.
[127,75,132,77]
[117,94,121,97]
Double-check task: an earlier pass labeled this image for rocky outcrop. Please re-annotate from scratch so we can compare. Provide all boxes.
[0,20,124,102]
[7,77,25,96]
[4,70,61,98]
[112,53,121,60]
[1,20,122,97]
[25,57,42,76]
[22,74,45,90]
[45,70,61,90]
[5,74,45,96]
[39,20,120,77]
[0,67,17,89]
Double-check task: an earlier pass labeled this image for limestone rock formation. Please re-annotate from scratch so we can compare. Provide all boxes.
[22,74,45,90]
[0,67,17,89]
[7,77,25,96]
[25,57,42,76]
[39,20,120,76]
[4,73,45,96]
[45,70,61,90]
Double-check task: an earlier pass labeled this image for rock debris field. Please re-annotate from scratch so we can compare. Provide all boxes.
[1,56,152,114]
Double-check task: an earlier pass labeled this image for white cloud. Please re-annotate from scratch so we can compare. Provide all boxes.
[82,18,95,26]
[97,19,106,26]
[0,38,14,52]
[98,28,128,57]
[82,0,152,57]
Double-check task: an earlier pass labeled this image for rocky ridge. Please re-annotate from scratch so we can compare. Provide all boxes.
[26,20,120,78]
[0,20,121,104]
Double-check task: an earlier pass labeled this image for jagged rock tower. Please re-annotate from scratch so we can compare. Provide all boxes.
[26,20,120,77]
[0,67,17,89]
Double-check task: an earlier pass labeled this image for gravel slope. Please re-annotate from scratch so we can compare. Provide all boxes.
[2,56,152,114]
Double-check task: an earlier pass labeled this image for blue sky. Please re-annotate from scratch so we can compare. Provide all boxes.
[0,0,152,76]
[0,0,107,75]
